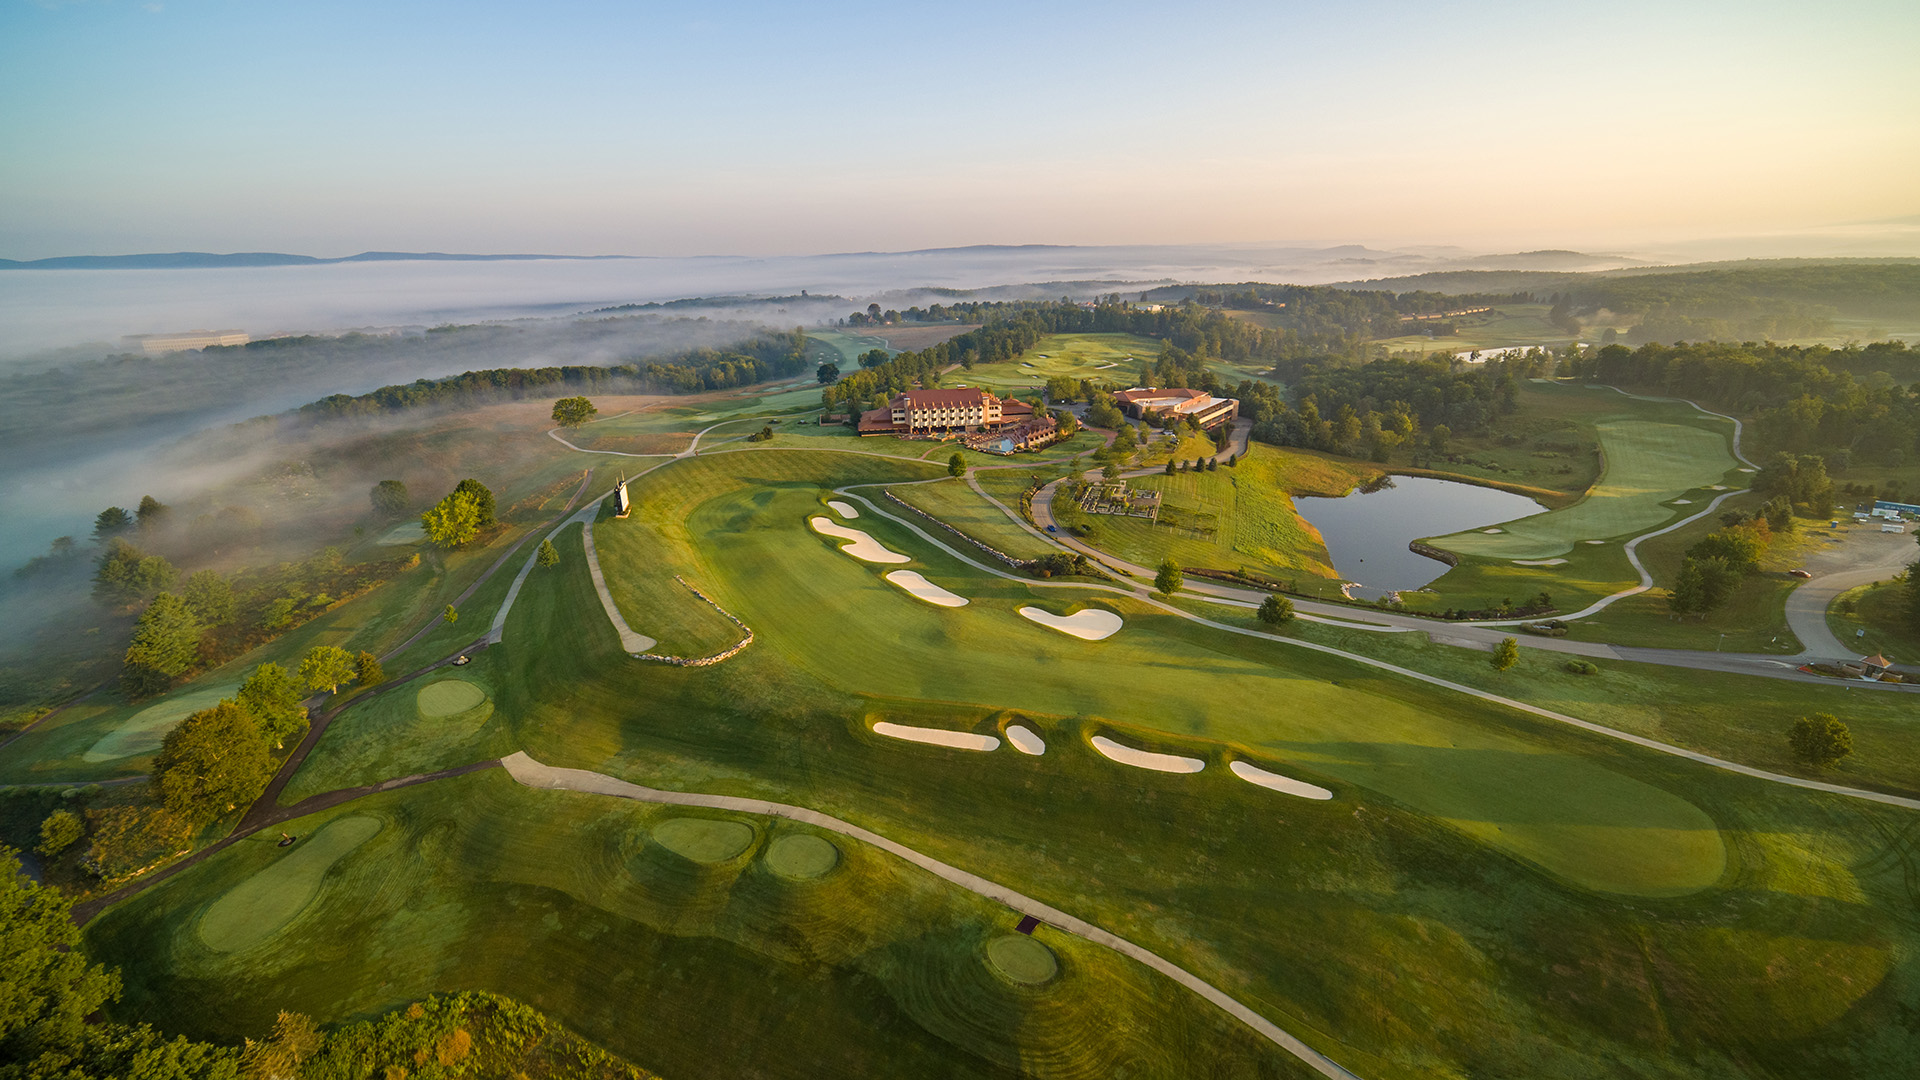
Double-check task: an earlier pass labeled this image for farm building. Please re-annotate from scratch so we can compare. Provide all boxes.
[1112,387,1239,430]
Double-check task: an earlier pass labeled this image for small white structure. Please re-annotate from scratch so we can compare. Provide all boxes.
[1883,523,1906,534]
[613,473,631,518]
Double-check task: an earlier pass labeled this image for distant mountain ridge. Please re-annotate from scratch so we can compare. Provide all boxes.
[0,245,1097,270]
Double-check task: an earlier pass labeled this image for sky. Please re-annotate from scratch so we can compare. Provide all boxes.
[2,0,1917,259]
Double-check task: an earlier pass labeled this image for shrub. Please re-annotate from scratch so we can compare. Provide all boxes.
[1564,659,1600,675]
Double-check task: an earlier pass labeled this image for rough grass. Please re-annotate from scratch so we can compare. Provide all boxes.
[888,478,1059,561]
[1829,579,1920,663]
[1434,419,1742,558]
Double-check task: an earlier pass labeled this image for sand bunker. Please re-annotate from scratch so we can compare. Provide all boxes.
[1018,606,1122,640]
[1091,735,1204,773]
[1584,540,1607,545]
[1671,499,1693,505]
[199,815,381,953]
[765,834,839,879]
[1708,484,1728,490]
[873,721,1001,752]
[1230,760,1333,800]
[1481,528,1503,534]
[1005,724,1046,756]
[1510,558,1568,567]
[809,517,910,563]
[826,500,860,519]
[85,684,238,763]
[884,570,968,607]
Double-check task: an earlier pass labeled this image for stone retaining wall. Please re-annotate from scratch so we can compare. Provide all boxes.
[634,576,755,667]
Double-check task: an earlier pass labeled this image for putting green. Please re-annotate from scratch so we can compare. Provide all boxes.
[678,478,1727,897]
[653,818,755,864]
[416,680,487,719]
[1431,419,1737,558]
[198,815,381,953]
[84,684,238,763]
[985,934,1058,985]
[764,834,839,879]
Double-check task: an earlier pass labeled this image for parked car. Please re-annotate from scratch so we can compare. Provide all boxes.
[1045,525,1058,533]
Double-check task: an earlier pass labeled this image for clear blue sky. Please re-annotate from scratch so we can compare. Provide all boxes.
[2,0,1915,257]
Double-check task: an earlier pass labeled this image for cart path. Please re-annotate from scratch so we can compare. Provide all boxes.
[500,751,1363,1080]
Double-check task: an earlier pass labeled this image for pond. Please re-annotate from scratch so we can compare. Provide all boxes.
[1294,476,1545,598]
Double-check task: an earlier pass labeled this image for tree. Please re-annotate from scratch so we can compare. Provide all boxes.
[1258,595,1294,626]
[1155,558,1184,598]
[857,347,889,369]
[551,396,598,428]
[1165,458,1176,475]
[122,594,203,699]
[1490,637,1520,672]
[242,1012,321,1080]
[150,701,274,823]
[536,538,560,568]
[354,651,385,690]
[0,847,125,1068]
[297,645,356,695]
[948,452,966,478]
[370,479,410,518]
[92,506,133,543]
[1103,462,1121,480]
[135,495,169,534]
[93,538,177,607]
[236,663,308,750]
[444,604,459,625]
[1789,714,1853,768]
[453,479,496,527]
[816,361,841,384]
[421,490,482,549]
[37,810,83,859]
[181,570,235,626]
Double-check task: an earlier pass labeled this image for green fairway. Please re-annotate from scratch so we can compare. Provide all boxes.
[1432,419,1742,559]
[620,457,1730,897]
[84,683,238,763]
[650,817,756,863]
[764,833,838,879]
[198,815,381,953]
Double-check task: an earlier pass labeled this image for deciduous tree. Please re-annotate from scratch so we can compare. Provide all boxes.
[122,594,203,698]
[816,361,841,384]
[370,479,410,518]
[1490,637,1520,672]
[93,539,177,607]
[236,663,308,750]
[181,570,235,626]
[421,491,482,549]
[948,453,966,478]
[37,810,83,859]
[1789,713,1853,768]
[1258,595,1294,625]
[1155,558,1183,598]
[551,396,598,428]
[453,479,496,527]
[149,701,273,823]
[297,645,355,695]
[0,848,124,1066]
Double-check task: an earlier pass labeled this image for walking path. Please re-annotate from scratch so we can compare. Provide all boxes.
[500,751,1363,1080]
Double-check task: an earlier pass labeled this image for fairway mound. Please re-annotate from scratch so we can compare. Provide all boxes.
[1230,760,1333,800]
[198,815,381,953]
[826,499,860,518]
[1091,735,1204,773]
[1004,724,1046,756]
[416,679,488,720]
[873,721,1000,752]
[1018,606,1122,641]
[884,570,968,607]
[810,517,910,563]
[985,934,1058,986]
[764,834,839,880]
[653,818,757,864]
[85,683,238,763]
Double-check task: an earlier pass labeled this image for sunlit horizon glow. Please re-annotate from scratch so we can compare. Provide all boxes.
[2,0,1916,260]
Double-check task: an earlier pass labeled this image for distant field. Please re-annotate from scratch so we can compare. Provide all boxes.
[955,332,1162,395]
[808,329,894,366]
[1431,418,1741,559]
[851,324,980,351]
[1370,304,1577,356]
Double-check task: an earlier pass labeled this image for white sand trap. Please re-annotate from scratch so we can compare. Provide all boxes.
[826,499,860,519]
[1018,606,1122,640]
[1708,484,1728,490]
[1739,467,1756,473]
[884,570,968,607]
[1584,539,1607,545]
[1091,735,1204,773]
[1005,724,1046,756]
[810,517,909,563]
[873,722,1000,752]
[1481,528,1503,534]
[1671,499,1692,505]
[1511,558,1567,566]
[1231,760,1333,800]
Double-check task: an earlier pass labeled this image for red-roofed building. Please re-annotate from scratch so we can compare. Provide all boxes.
[1113,387,1239,429]
[857,387,1040,436]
